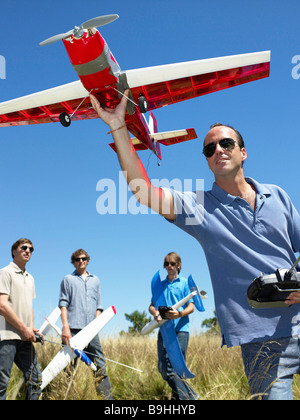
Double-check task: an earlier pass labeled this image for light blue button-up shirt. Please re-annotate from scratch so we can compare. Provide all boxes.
[169,178,300,347]
[59,271,102,329]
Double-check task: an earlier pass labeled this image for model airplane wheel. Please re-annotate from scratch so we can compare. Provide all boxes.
[59,112,71,127]
[138,95,148,113]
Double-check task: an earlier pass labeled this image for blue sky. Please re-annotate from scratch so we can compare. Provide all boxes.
[0,0,299,336]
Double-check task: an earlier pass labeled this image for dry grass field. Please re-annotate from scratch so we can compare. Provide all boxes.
[6,333,300,400]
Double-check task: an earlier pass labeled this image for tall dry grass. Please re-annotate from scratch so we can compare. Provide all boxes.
[6,333,300,400]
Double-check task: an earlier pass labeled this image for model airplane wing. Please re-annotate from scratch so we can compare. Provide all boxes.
[0,51,270,129]
[41,305,116,390]
[188,275,206,312]
[127,50,270,111]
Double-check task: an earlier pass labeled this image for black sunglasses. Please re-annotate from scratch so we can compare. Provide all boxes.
[20,245,34,253]
[203,138,238,158]
[74,257,87,262]
[164,261,176,267]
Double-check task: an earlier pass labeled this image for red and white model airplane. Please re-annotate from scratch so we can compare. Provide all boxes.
[0,14,270,160]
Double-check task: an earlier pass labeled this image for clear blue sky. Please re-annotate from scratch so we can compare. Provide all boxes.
[0,0,299,336]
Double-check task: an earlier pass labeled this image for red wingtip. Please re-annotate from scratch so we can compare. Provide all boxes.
[112,305,117,314]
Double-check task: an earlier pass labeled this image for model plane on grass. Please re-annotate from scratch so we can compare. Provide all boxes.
[39,305,116,390]
[10,306,115,398]
[0,14,270,160]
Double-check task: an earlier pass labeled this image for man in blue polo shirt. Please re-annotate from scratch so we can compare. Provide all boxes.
[149,252,196,400]
[59,248,113,399]
[90,93,300,399]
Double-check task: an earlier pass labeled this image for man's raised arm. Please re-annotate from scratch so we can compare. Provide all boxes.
[90,92,176,220]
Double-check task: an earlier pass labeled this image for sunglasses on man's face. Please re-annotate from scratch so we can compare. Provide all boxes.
[74,257,87,262]
[20,245,34,253]
[202,138,238,158]
[164,261,177,267]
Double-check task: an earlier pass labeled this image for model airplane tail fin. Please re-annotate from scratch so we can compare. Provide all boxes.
[149,111,158,134]
[44,317,62,337]
[109,127,197,154]
[39,307,61,336]
[152,128,197,145]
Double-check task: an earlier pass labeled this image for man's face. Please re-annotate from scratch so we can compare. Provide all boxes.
[164,257,180,277]
[73,254,89,271]
[203,126,247,178]
[13,243,34,266]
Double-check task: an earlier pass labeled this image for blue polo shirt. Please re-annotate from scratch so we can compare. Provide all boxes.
[151,275,193,332]
[59,271,102,329]
[169,177,300,347]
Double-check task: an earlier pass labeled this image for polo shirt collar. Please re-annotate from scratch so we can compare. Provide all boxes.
[211,177,271,205]
[245,177,272,197]
[9,261,28,275]
[165,275,181,284]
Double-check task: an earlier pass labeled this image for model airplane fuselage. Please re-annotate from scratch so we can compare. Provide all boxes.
[0,14,271,160]
[60,26,165,158]
[65,29,121,92]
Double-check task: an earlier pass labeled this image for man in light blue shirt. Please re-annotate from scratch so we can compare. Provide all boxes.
[171,177,300,347]
[59,248,113,399]
[168,124,300,399]
[91,94,300,399]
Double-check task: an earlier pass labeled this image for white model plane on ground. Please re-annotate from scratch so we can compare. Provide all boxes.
[39,305,116,390]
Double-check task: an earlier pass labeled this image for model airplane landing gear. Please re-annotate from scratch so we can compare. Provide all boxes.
[59,112,71,127]
[138,95,148,113]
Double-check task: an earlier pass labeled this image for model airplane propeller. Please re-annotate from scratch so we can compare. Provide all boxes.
[0,13,271,160]
[40,14,119,46]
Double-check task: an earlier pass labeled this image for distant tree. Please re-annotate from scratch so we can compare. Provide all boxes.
[123,310,151,335]
[201,310,221,335]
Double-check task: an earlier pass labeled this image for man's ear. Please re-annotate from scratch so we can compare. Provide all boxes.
[241,147,247,163]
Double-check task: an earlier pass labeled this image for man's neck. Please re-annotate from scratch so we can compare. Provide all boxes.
[215,173,257,210]
[13,260,26,272]
[215,171,249,196]
[167,273,179,282]
[76,269,88,280]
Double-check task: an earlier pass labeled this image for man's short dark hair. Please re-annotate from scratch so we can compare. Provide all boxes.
[71,249,90,264]
[209,123,245,149]
[11,238,33,259]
